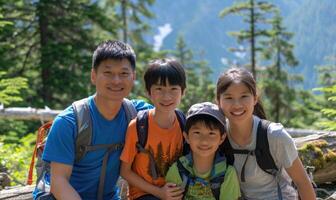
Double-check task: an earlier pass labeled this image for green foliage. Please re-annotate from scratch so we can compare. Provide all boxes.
[313,55,336,131]
[173,36,215,112]
[0,71,28,105]
[314,85,336,131]
[220,0,276,77]
[258,9,311,127]
[0,133,35,186]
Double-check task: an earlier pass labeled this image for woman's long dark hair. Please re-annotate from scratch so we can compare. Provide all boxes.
[216,68,267,119]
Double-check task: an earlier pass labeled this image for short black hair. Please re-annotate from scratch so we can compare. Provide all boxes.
[144,58,186,93]
[185,114,226,136]
[92,40,136,70]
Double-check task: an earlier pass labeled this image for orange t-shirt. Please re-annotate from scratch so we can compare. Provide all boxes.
[120,109,183,199]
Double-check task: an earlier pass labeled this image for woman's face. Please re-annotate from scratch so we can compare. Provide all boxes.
[218,82,257,125]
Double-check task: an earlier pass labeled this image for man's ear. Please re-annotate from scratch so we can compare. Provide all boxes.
[183,131,189,144]
[146,90,151,98]
[91,68,96,85]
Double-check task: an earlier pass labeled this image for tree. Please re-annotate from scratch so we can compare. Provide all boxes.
[103,0,161,100]
[259,10,300,123]
[314,55,336,130]
[173,36,215,112]
[219,0,276,79]
[0,0,118,108]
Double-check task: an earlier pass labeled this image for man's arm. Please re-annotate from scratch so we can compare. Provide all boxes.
[120,161,183,200]
[285,158,316,200]
[50,162,81,200]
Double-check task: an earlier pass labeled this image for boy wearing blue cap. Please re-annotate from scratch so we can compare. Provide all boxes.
[166,102,241,200]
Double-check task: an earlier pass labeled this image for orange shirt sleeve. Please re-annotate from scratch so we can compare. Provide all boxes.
[120,119,138,164]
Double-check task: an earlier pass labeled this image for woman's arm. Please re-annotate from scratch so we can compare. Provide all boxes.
[285,158,316,200]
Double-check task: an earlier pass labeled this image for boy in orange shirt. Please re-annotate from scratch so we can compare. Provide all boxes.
[120,58,186,200]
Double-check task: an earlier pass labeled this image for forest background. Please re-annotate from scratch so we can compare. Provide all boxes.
[0,0,335,187]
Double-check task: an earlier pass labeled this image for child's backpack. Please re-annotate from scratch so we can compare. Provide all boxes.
[135,109,189,180]
[27,98,137,200]
[176,154,227,200]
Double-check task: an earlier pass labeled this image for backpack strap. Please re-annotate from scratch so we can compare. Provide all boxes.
[176,159,192,198]
[175,109,186,132]
[176,155,226,200]
[72,98,127,200]
[122,98,137,124]
[135,110,159,179]
[175,110,190,155]
[135,109,187,180]
[209,172,225,200]
[72,98,92,162]
[27,121,53,185]
[221,120,277,182]
[136,110,149,149]
[209,156,226,200]
[255,119,282,200]
[255,119,278,176]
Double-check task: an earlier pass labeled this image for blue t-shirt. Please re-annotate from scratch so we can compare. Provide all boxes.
[42,96,152,200]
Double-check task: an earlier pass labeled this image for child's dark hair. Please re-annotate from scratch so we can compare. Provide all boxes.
[144,58,186,94]
[92,40,136,70]
[185,114,226,136]
[216,68,267,119]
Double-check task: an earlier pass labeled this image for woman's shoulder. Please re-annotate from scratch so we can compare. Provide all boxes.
[267,121,293,142]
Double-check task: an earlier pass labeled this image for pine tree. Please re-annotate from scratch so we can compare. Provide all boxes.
[0,0,118,108]
[259,10,299,123]
[173,36,215,112]
[220,0,276,79]
[314,55,336,130]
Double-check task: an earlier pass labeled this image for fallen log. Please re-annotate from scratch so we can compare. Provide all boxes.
[294,132,336,184]
[0,185,34,200]
[0,106,61,121]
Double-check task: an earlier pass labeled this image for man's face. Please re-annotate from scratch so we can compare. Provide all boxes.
[91,58,135,102]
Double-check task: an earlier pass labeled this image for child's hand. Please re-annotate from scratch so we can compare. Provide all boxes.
[159,182,184,200]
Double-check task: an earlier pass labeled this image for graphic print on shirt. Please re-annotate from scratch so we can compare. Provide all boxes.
[146,143,182,178]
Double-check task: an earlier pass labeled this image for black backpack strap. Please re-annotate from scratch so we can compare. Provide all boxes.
[255,119,278,176]
[72,98,92,162]
[135,110,158,179]
[221,138,234,165]
[136,110,149,149]
[175,110,190,155]
[209,172,225,200]
[221,137,253,182]
[122,98,137,124]
[174,109,186,132]
[256,119,283,200]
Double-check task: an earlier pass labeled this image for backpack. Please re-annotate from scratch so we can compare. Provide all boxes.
[28,98,137,200]
[176,154,227,200]
[135,109,189,180]
[222,120,319,200]
[221,119,282,199]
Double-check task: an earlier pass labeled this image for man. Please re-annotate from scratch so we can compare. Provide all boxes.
[42,40,152,200]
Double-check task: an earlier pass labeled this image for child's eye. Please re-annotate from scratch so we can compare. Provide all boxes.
[104,71,111,74]
[121,72,130,77]
[191,131,200,135]
[209,131,217,135]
